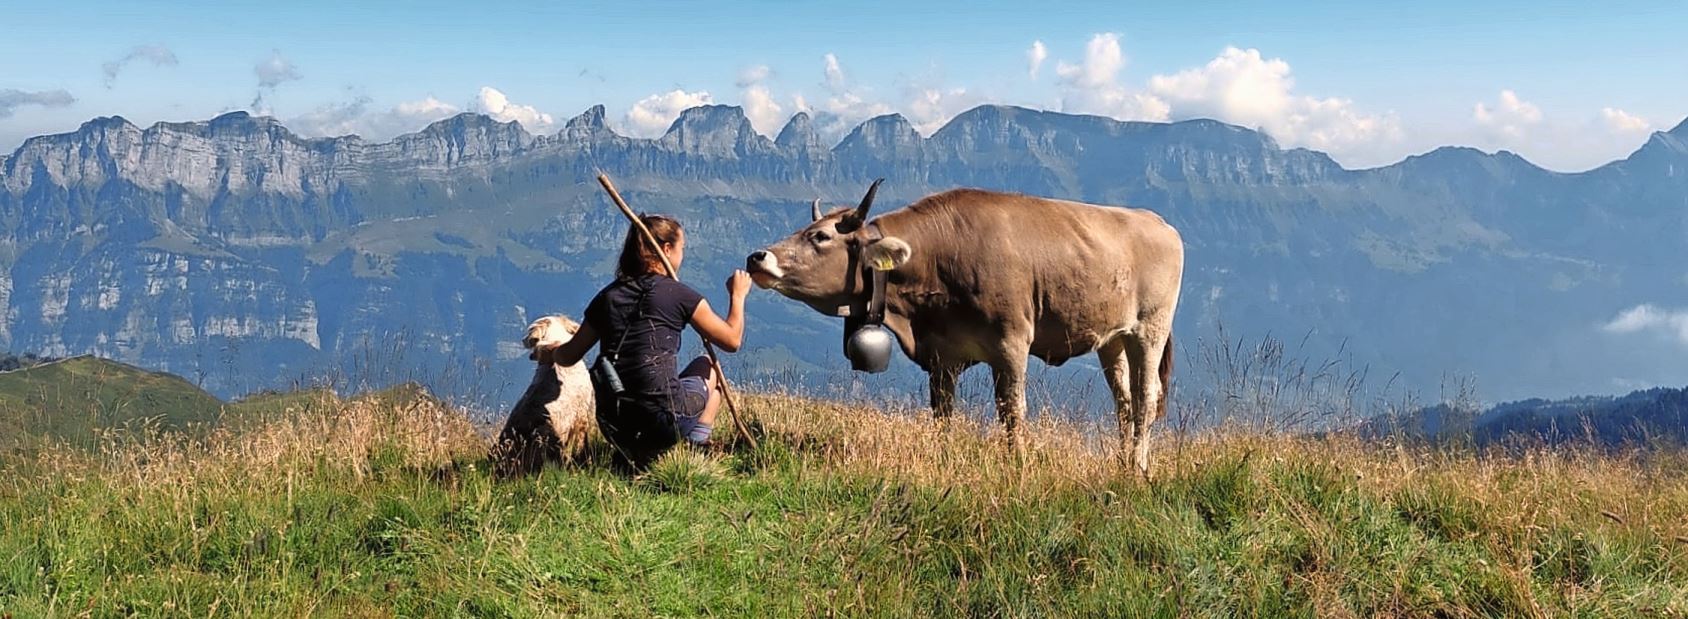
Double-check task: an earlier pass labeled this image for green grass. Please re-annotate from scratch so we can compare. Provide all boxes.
[0,356,224,450]
[1,391,1686,617]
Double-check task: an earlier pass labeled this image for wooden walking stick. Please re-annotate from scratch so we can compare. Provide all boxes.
[595,173,758,449]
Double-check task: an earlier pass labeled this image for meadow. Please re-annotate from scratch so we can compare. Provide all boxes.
[3,383,1686,617]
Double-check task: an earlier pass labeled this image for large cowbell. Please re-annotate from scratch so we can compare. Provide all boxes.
[844,249,895,373]
[839,179,895,374]
[845,323,894,373]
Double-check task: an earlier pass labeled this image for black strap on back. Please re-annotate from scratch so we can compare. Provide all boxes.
[606,276,654,363]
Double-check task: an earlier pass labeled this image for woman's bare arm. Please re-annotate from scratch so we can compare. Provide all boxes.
[690,299,743,352]
[690,271,752,352]
[541,320,599,366]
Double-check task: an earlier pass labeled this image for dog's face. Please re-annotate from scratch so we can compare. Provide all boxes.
[523,315,581,359]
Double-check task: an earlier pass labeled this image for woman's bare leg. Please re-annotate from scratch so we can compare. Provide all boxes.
[700,370,723,427]
[681,356,723,427]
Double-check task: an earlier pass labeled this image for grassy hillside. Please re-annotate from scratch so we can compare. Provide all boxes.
[0,356,225,450]
[2,390,1686,617]
[0,355,447,451]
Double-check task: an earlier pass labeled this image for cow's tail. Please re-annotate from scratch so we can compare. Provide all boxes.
[1156,334,1173,422]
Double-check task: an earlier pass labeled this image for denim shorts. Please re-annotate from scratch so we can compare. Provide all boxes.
[670,356,714,443]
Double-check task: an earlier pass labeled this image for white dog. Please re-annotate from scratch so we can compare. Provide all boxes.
[493,314,597,475]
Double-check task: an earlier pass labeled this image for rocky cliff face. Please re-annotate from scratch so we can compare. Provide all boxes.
[2,104,1684,406]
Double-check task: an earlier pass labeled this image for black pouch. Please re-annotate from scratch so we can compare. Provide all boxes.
[590,354,625,395]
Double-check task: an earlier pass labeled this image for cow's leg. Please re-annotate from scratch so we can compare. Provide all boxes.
[928,361,964,420]
[989,345,1030,453]
[1129,329,1170,475]
[1098,337,1135,464]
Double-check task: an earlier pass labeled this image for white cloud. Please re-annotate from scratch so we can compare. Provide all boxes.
[1052,33,1170,122]
[736,65,771,89]
[1463,92,1655,170]
[1056,33,1125,89]
[0,89,75,119]
[102,44,177,87]
[396,96,459,118]
[735,65,785,137]
[1473,89,1542,140]
[251,50,302,113]
[795,54,896,142]
[290,94,461,140]
[1038,35,1640,168]
[254,50,302,89]
[1601,107,1651,134]
[473,87,555,132]
[1027,41,1048,79]
[905,86,979,136]
[741,85,785,136]
[1602,304,1688,346]
[823,53,846,92]
[624,89,714,138]
[1146,46,1403,162]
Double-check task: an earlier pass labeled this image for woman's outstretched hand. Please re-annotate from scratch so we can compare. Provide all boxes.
[691,270,752,353]
[726,270,752,300]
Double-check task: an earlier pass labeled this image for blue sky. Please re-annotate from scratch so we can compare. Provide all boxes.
[2,0,1684,170]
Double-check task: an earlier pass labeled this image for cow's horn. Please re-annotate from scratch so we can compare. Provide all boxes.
[811,198,823,222]
[853,178,885,222]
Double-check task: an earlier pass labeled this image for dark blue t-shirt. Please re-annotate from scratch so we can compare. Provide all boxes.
[584,274,705,413]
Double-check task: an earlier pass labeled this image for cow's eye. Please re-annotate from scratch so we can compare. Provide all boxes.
[808,230,832,244]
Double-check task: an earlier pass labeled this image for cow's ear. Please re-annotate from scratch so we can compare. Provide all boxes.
[863,236,912,271]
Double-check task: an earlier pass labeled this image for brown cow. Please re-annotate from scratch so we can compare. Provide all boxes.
[746,182,1183,472]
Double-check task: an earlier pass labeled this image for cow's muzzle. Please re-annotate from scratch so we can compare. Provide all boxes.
[746,250,783,288]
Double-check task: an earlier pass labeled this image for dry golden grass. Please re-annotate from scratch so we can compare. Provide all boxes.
[5,387,1686,616]
[744,391,1688,538]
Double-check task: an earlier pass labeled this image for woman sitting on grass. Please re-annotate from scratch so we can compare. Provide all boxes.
[538,214,750,469]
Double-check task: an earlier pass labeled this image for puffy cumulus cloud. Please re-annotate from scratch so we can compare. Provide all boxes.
[1146,46,1403,162]
[1148,47,1296,120]
[1056,33,1125,89]
[741,85,785,136]
[0,89,75,118]
[623,89,714,138]
[102,44,178,87]
[1602,304,1688,347]
[1052,33,1169,121]
[473,87,555,132]
[1473,89,1542,140]
[1601,107,1651,134]
[1464,93,1656,170]
[289,94,461,140]
[734,66,786,137]
[823,53,846,91]
[1027,41,1048,79]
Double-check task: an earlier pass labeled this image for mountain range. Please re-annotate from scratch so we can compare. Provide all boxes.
[2,104,1685,410]
[1357,384,1688,448]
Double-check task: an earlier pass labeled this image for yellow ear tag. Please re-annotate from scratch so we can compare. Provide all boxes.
[869,255,898,271]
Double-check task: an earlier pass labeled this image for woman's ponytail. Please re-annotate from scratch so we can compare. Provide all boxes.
[615,214,683,279]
